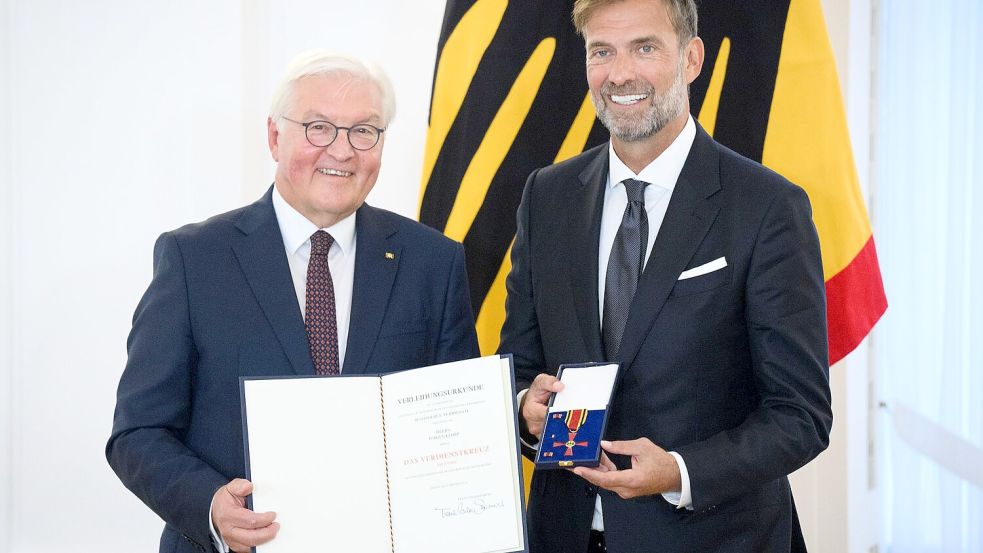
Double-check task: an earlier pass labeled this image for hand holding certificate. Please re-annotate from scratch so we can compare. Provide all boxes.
[240,355,527,553]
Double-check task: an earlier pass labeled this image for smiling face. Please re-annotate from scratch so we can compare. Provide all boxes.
[268,72,385,228]
[583,0,703,146]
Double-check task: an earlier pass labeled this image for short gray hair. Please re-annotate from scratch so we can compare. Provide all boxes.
[269,49,396,128]
[572,0,698,47]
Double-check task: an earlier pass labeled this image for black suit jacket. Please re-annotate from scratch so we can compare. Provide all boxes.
[107,188,479,552]
[500,126,832,552]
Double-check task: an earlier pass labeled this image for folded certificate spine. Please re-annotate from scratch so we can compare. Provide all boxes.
[380,376,395,553]
[241,354,528,553]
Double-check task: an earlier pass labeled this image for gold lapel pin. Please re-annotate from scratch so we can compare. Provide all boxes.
[385,252,395,260]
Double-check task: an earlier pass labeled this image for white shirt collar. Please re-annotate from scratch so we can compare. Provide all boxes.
[607,115,697,191]
[271,185,357,257]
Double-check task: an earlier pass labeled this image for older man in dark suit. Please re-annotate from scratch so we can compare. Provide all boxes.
[107,50,479,552]
[499,0,832,551]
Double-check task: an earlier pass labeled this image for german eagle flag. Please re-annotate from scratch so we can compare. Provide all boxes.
[420,0,886,366]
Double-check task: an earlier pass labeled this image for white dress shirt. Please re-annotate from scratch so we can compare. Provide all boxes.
[271,185,357,369]
[591,116,697,530]
[210,185,359,552]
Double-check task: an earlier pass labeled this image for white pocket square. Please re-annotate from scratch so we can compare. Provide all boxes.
[678,257,727,280]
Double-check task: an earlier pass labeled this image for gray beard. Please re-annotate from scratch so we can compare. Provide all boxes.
[593,62,687,142]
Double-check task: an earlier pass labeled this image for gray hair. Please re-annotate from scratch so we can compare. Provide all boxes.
[269,49,396,128]
[572,0,698,47]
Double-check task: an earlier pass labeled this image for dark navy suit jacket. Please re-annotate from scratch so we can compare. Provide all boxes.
[500,126,832,552]
[107,188,479,552]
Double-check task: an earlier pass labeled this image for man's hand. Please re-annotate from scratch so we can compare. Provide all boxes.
[521,373,565,437]
[573,438,681,499]
[211,478,279,552]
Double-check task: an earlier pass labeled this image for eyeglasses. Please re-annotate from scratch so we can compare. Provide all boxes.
[281,116,385,151]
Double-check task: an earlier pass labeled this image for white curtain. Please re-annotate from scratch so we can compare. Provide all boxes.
[875,1,983,552]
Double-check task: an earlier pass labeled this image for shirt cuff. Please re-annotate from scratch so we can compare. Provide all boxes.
[209,493,230,553]
[661,451,693,510]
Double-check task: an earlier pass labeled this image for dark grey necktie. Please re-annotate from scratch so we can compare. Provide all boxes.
[603,178,649,359]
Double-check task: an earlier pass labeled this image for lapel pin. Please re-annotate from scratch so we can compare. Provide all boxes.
[385,252,395,260]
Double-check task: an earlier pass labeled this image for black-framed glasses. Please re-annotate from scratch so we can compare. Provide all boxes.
[281,116,386,151]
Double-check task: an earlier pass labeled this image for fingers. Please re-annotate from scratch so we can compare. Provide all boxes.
[522,399,549,437]
[212,480,257,517]
[572,466,599,483]
[575,466,648,499]
[573,438,675,499]
[219,504,277,529]
[600,437,657,457]
[212,479,279,551]
[573,465,644,499]
[225,521,280,552]
[569,453,614,475]
[574,465,634,489]
[598,451,617,472]
[225,478,253,499]
[522,373,564,437]
[529,373,564,401]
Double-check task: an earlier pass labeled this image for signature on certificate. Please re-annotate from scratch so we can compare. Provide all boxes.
[435,497,506,518]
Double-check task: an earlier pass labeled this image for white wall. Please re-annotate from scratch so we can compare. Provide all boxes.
[0,1,444,551]
[2,0,14,548]
[0,0,873,551]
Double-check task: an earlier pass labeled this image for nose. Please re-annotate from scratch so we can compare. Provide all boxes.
[606,52,637,86]
[324,130,356,161]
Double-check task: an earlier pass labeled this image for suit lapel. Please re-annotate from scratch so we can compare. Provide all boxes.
[568,147,608,362]
[617,126,722,370]
[342,205,399,374]
[232,187,315,375]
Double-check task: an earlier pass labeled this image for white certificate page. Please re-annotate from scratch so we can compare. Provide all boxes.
[243,376,393,553]
[382,355,525,553]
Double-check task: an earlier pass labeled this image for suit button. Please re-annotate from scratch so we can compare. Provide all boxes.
[585,484,596,496]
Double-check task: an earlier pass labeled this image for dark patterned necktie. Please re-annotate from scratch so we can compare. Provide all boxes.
[603,178,649,359]
[306,230,340,375]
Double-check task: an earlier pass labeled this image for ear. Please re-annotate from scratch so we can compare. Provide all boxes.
[267,116,280,162]
[683,36,705,85]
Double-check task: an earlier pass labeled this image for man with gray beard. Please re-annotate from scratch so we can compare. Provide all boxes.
[498,0,832,551]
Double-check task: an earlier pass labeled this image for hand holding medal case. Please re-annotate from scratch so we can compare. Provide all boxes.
[534,362,619,469]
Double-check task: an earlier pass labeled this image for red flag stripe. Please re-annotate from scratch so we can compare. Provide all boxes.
[825,236,888,365]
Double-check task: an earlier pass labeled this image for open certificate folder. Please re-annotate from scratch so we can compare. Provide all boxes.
[240,355,527,553]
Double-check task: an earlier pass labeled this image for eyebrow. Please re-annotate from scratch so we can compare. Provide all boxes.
[631,35,665,47]
[586,35,666,50]
[301,111,383,125]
